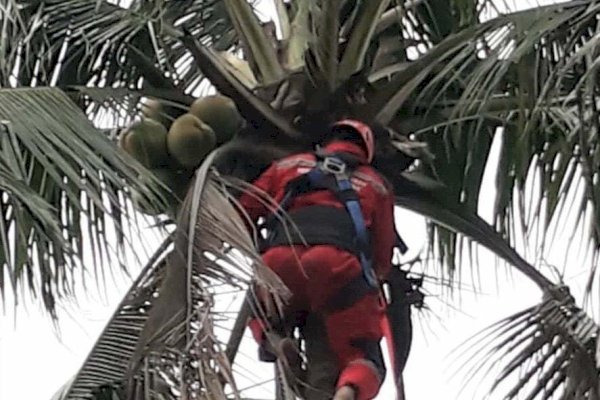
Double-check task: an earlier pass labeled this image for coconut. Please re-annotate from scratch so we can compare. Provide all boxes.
[118,129,131,150]
[118,130,134,162]
[141,98,162,118]
[167,113,216,169]
[189,95,242,144]
[141,98,172,128]
[123,118,169,168]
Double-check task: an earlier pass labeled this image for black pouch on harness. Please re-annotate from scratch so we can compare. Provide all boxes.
[260,205,362,256]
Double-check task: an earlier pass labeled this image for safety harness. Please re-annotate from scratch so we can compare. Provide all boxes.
[260,149,400,287]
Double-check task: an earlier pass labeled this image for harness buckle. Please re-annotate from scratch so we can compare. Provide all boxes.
[321,156,347,175]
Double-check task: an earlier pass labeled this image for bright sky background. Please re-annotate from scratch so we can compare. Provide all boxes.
[0,1,585,400]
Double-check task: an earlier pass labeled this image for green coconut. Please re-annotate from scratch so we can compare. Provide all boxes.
[167,113,217,169]
[189,95,242,144]
[140,98,171,128]
[118,129,131,150]
[141,98,162,118]
[122,118,169,168]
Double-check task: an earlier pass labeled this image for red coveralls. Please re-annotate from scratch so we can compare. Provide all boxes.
[238,140,396,400]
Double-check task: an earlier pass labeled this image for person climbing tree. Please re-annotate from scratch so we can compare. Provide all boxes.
[237,119,396,400]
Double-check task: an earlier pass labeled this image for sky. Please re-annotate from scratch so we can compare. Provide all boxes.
[0,1,583,400]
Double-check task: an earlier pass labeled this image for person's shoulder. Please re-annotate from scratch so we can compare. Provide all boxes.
[353,165,392,195]
[274,152,316,169]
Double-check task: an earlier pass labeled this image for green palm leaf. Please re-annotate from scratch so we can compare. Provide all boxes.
[129,151,287,373]
[223,0,285,85]
[368,1,600,289]
[0,87,165,316]
[312,0,341,90]
[50,238,172,400]
[338,0,390,82]
[1,0,235,93]
[456,294,599,399]
[181,34,302,140]
[52,154,288,400]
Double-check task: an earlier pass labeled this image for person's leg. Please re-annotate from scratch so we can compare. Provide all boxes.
[247,245,310,390]
[248,246,309,347]
[301,313,339,400]
[299,246,385,399]
[323,293,386,400]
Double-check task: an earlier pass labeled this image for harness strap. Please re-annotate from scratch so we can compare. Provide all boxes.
[305,156,378,288]
[331,171,378,287]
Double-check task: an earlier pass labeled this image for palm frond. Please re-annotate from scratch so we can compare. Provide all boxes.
[388,173,553,290]
[51,237,172,400]
[0,0,244,141]
[284,0,312,70]
[0,87,166,316]
[181,34,302,141]
[311,0,341,91]
[455,294,600,400]
[66,86,194,130]
[2,0,236,94]
[273,0,291,42]
[338,0,391,81]
[52,150,289,399]
[367,1,600,289]
[223,0,285,85]
[413,0,468,43]
[126,152,288,397]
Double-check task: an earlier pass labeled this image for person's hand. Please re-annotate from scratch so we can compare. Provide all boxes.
[255,283,280,320]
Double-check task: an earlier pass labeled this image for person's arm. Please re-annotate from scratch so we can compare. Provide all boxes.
[236,163,277,225]
[371,183,396,281]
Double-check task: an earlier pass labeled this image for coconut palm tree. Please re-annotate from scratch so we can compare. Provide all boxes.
[2,0,600,399]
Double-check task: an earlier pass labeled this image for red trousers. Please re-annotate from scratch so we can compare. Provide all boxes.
[249,245,385,400]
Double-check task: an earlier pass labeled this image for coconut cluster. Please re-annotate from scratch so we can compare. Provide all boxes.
[119,94,243,216]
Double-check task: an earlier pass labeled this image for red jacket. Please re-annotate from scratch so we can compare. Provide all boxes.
[238,141,396,280]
